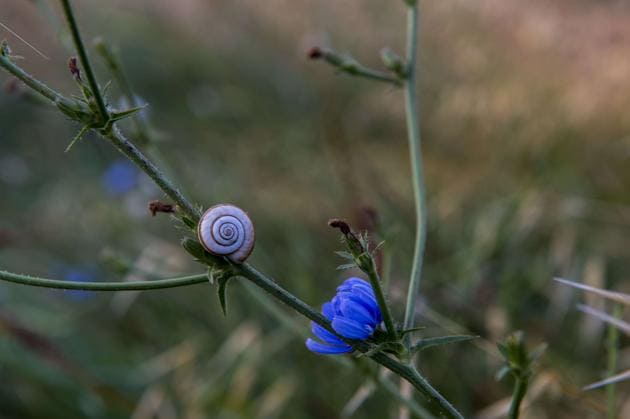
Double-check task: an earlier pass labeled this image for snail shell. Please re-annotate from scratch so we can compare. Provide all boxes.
[197,204,255,263]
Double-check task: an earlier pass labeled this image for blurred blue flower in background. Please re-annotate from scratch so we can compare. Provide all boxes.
[102,159,139,196]
[61,268,96,301]
[306,277,382,355]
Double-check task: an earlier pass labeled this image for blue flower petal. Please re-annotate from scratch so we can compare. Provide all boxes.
[311,322,345,346]
[332,317,373,340]
[340,298,376,326]
[344,291,380,323]
[322,302,336,320]
[306,338,352,354]
[338,278,374,295]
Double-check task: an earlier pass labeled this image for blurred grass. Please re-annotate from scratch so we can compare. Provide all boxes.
[1,0,629,417]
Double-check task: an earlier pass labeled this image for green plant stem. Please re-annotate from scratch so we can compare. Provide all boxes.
[345,66,402,85]
[235,263,462,419]
[363,257,398,340]
[606,303,622,419]
[59,0,108,123]
[401,0,427,340]
[242,281,432,418]
[0,53,71,106]
[0,262,462,418]
[0,270,207,290]
[508,375,529,419]
[102,126,201,222]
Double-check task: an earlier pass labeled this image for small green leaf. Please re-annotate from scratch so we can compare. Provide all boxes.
[497,342,509,359]
[180,216,197,230]
[411,335,478,354]
[101,80,113,96]
[399,326,426,338]
[64,124,91,152]
[334,250,354,260]
[495,365,511,382]
[337,263,357,270]
[109,104,147,122]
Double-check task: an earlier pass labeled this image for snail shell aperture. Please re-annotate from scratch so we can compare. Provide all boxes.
[197,204,255,263]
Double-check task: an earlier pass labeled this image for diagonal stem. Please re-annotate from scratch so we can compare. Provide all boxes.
[102,127,201,222]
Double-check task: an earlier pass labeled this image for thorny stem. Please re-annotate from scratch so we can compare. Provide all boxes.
[235,263,461,419]
[401,0,427,340]
[0,270,208,291]
[0,261,462,418]
[0,52,72,107]
[59,0,109,123]
[103,126,201,222]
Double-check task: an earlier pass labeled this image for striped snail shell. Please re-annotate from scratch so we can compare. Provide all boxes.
[197,204,255,263]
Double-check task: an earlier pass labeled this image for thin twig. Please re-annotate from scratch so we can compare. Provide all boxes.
[401,0,427,338]
[0,270,207,291]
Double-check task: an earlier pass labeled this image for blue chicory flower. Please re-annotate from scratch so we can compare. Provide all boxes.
[61,268,96,301]
[102,159,139,196]
[306,277,383,355]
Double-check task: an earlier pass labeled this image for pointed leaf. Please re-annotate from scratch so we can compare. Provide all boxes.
[335,250,354,260]
[180,215,197,230]
[64,124,91,152]
[109,104,147,122]
[495,365,511,382]
[399,326,426,338]
[577,304,630,336]
[411,335,478,354]
[101,80,113,96]
[583,369,630,391]
[337,263,357,271]
[497,342,509,359]
[553,277,630,305]
[217,275,232,316]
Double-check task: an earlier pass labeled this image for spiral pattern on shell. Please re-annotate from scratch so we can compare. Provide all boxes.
[197,204,255,263]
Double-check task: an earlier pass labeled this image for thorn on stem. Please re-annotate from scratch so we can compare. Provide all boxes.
[148,200,175,217]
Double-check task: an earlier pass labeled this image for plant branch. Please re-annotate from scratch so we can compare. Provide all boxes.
[59,0,108,123]
[309,47,402,86]
[0,270,207,291]
[0,49,72,107]
[102,126,201,222]
[234,263,462,418]
[401,0,427,339]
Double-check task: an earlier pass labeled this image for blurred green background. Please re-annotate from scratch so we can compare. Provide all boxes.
[1,0,629,417]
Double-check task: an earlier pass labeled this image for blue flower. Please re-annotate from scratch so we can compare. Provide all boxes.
[60,268,96,301]
[102,159,139,196]
[306,277,383,355]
